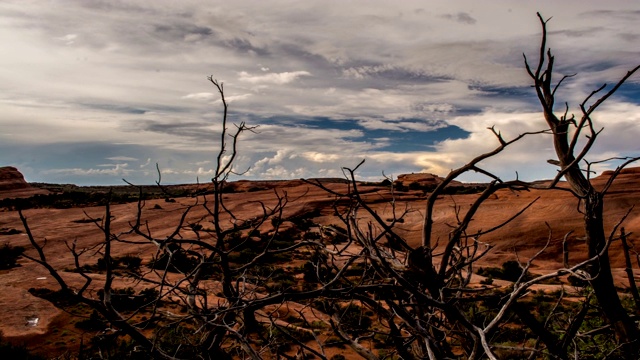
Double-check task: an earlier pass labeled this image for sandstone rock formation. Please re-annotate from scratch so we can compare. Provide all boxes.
[0,166,47,199]
[0,166,29,191]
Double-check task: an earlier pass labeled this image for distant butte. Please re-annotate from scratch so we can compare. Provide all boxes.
[0,166,48,199]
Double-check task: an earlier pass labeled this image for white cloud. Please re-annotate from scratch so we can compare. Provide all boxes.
[106,156,138,161]
[238,71,311,85]
[220,93,252,103]
[342,64,395,79]
[302,152,341,163]
[54,33,77,45]
[192,160,212,166]
[140,158,152,168]
[182,92,216,101]
[262,165,307,179]
[251,149,296,170]
[44,163,132,177]
[160,167,215,176]
[185,92,251,103]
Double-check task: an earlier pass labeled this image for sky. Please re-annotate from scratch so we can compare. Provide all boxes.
[1,1,640,185]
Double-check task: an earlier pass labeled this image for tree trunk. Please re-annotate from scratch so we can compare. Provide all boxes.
[583,191,639,355]
[620,228,640,312]
[544,106,640,354]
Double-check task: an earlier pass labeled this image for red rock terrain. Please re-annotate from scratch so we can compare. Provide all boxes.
[1,168,640,356]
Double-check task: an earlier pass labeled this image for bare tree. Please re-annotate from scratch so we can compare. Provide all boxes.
[304,13,640,360]
[524,12,640,355]
[17,77,333,359]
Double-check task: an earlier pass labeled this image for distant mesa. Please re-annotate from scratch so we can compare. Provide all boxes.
[395,173,463,187]
[0,166,48,199]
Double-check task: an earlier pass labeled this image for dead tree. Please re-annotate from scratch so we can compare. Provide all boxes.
[17,77,333,359]
[524,13,640,355]
[306,154,545,359]
[304,13,640,360]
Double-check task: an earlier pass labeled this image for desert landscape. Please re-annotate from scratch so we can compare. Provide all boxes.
[3,164,640,359]
[3,2,640,359]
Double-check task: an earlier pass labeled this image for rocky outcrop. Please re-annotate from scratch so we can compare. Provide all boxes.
[0,166,29,191]
[0,166,47,199]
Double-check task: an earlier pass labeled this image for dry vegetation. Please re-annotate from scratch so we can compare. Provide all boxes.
[2,13,640,360]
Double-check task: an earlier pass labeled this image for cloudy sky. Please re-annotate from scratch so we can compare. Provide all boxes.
[1,1,640,185]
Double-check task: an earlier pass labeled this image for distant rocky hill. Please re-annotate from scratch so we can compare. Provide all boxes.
[395,172,463,187]
[0,166,48,199]
[0,166,29,191]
